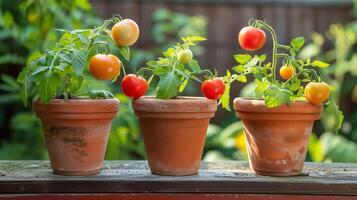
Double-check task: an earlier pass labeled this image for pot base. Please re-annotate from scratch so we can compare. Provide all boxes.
[252,168,301,177]
[53,168,101,176]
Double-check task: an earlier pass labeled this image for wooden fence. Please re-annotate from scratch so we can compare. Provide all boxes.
[90,0,353,70]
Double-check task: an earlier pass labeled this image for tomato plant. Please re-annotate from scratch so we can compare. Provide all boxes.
[17,16,136,105]
[136,36,215,99]
[121,74,148,99]
[201,78,225,100]
[220,19,343,132]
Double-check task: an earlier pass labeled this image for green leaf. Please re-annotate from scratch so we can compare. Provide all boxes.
[253,79,268,99]
[156,71,181,99]
[233,54,252,65]
[31,67,49,76]
[264,85,293,108]
[311,60,329,68]
[188,59,201,72]
[38,72,61,103]
[72,50,87,75]
[119,46,131,61]
[232,65,245,73]
[236,75,247,83]
[321,99,344,133]
[163,48,175,57]
[89,90,114,99]
[287,78,301,92]
[182,36,207,42]
[220,81,231,111]
[290,37,305,51]
[179,78,189,92]
[245,56,260,68]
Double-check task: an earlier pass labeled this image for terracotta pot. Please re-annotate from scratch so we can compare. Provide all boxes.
[34,99,119,176]
[233,98,322,176]
[133,96,217,176]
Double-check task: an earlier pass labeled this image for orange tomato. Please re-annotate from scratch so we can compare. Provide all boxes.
[304,82,330,105]
[279,65,294,80]
[89,54,121,80]
[111,19,139,47]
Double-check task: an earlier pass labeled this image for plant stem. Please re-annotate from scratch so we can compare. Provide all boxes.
[256,20,278,82]
[282,69,319,87]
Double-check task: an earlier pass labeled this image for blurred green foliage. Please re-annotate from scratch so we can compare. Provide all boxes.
[297,6,357,162]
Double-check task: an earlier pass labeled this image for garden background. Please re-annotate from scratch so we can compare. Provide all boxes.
[0,0,357,162]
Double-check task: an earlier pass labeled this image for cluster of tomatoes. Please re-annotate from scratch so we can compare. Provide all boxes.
[238,26,330,105]
[88,19,329,105]
[87,18,225,100]
[88,19,147,99]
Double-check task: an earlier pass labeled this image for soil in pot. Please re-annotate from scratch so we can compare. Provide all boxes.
[34,98,119,176]
[133,96,217,176]
[234,98,322,176]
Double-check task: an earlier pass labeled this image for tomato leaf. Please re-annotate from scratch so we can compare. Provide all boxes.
[220,81,231,111]
[253,79,268,99]
[179,78,189,93]
[119,46,130,61]
[264,85,293,108]
[321,98,344,133]
[38,72,61,103]
[311,60,329,68]
[233,54,252,65]
[290,37,305,51]
[156,71,181,99]
[232,65,245,73]
[89,90,114,99]
[188,59,201,72]
[72,50,87,75]
[236,75,247,83]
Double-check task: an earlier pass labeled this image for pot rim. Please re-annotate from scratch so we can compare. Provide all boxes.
[34,98,120,114]
[132,96,217,113]
[233,97,322,114]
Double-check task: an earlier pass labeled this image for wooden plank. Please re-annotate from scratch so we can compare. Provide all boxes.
[102,0,352,7]
[0,161,356,195]
[1,194,357,200]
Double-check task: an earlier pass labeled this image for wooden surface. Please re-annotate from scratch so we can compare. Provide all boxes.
[0,161,356,195]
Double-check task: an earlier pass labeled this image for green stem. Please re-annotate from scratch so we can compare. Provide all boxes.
[255,20,278,82]
[282,69,319,87]
[277,44,291,50]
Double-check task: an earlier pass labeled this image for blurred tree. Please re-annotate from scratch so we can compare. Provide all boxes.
[0,0,101,159]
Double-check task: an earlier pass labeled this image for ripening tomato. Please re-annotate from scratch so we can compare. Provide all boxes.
[201,78,225,100]
[279,65,295,80]
[121,74,148,99]
[177,49,193,64]
[111,19,139,47]
[304,82,330,105]
[238,26,266,51]
[89,54,121,80]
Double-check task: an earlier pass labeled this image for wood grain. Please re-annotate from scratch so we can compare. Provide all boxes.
[0,161,356,195]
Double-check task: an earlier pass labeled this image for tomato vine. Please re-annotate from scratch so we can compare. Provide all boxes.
[17,16,132,106]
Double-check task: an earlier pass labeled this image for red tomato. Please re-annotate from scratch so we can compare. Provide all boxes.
[201,78,225,100]
[238,26,266,51]
[121,74,148,99]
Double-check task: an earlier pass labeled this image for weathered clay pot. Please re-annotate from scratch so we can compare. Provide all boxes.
[34,99,119,176]
[133,96,217,176]
[233,98,322,176]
